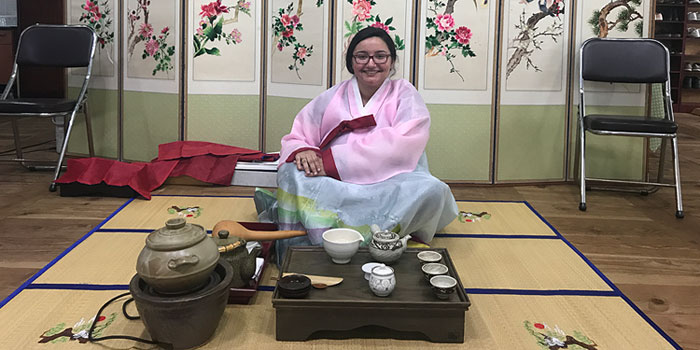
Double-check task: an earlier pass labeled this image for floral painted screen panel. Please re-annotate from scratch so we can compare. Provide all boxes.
[269,0,327,87]
[192,0,257,82]
[126,0,178,80]
[501,0,570,104]
[68,0,116,80]
[505,0,567,93]
[574,0,650,104]
[417,0,495,104]
[266,0,329,103]
[335,0,413,83]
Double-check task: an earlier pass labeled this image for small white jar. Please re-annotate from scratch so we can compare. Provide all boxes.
[369,264,396,297]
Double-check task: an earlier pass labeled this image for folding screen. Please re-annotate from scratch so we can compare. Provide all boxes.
[265,0,330,152]
[417,0,496,182]
[62,0,656,182]
[122,0,180,161]
[570,0,650,181]
[187,0,263,151]
[495,0,571,182]
[66,0,119,158]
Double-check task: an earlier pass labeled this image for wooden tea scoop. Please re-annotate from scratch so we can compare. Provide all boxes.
[212,220,306,241]
[282,273,343,287]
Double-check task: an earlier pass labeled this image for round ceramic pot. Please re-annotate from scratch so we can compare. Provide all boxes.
[369,264,396,297]
[136,218,220,294]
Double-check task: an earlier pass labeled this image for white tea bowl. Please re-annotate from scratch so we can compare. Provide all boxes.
[322,228,364,264]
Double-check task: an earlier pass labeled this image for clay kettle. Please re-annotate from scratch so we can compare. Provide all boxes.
[136,218,220,294]
[212,229,261,288]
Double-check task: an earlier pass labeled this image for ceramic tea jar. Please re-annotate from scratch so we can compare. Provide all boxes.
[369,264,396,297]
[211,230,260,288]
[368,225,411,265]
[136,218,220,294]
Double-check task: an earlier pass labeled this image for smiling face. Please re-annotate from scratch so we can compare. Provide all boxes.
[351,36,395,95]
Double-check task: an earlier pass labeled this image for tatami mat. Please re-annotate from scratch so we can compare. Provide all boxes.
[32,232,145,285]
[431,237,613,291]
[441,202,557,236]
[101,196,258,230]
[0,197,680,349]
[0,290,675,350]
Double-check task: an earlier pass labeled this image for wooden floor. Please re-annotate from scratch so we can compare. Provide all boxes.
[1,115,699,349]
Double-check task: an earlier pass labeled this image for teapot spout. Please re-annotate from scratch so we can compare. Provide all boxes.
[400,234,412,246]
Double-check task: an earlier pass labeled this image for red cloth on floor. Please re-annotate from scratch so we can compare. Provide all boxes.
[55,141,279,199]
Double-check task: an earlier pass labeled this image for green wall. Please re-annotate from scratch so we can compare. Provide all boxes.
[66,88,118,158]
[265,96,311,153]
[123,91,179,161]
[497,105,567,182]
[187,95,260,150]
[426,104,492,181]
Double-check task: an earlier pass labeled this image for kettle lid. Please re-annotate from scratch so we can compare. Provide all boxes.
[145,218,206,251]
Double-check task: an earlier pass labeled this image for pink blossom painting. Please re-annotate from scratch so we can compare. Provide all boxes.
[270,0,326,85]
[126,0,177,79]
[422,0,491,91]
[193,0,257,81]
[70,0,115,77]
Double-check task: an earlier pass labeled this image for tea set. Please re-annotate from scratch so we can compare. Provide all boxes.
[318,224,457,299]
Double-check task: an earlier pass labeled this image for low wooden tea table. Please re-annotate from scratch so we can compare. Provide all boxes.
[272,247,470,343]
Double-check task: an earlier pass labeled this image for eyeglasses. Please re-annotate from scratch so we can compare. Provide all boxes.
[353,52,390,64]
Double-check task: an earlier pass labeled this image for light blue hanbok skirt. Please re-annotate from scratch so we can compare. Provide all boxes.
[255,154,458,264]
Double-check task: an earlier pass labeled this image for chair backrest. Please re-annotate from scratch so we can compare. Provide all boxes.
[16,24,96,68]
[581,38,668,84]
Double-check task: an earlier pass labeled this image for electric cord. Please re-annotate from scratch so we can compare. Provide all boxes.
[87,291,173,350]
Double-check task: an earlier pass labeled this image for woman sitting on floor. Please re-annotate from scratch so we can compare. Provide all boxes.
[219,27,458,263]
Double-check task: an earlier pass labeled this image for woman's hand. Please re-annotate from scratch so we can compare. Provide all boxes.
[294,150,326,177]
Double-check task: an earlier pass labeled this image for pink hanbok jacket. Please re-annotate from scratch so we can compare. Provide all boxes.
[279,78,430,184]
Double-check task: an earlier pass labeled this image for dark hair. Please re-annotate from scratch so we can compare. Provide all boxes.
[345,27,397,74]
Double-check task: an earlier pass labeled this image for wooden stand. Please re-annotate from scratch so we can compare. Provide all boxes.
[272,247,470,343]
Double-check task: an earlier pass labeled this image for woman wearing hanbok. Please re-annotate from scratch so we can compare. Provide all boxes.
[248,27,457,263]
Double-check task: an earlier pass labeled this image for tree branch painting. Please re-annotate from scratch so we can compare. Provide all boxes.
[506,0,564,78]
[587,0,643,38]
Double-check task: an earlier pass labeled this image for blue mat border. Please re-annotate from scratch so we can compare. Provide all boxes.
[0,196,682,349]
[0,197,135,308]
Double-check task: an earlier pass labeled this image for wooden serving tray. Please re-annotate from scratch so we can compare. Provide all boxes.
[272,247,470,343]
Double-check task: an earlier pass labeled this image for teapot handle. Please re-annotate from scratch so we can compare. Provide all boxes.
[167,255,200,270]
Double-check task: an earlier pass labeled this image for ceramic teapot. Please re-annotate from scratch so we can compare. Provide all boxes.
[212,230,261,288]
[368,224,411,265]
[136,218,220,294]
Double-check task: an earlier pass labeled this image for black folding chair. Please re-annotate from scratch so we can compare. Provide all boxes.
[578,37,683,218]
[0,24,97,192]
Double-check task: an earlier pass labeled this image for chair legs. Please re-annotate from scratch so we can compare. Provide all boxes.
[578,118,587,211]
[11,119,23,161]
[50,110,79,192]
[671,136,684,218]
[83,102,95,157]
